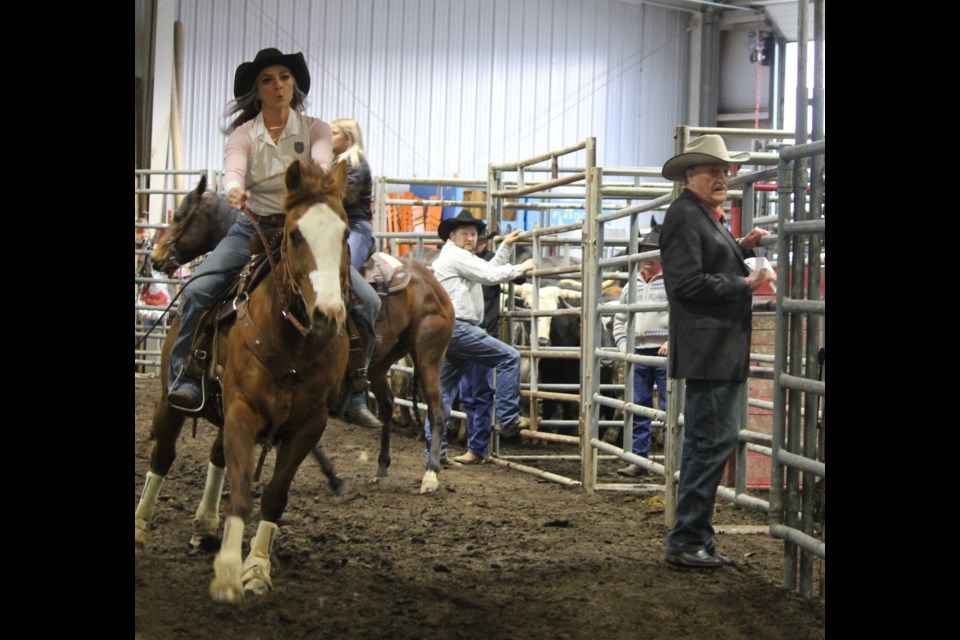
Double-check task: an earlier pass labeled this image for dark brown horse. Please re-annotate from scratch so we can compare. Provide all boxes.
[147,170,455,494]
[150,174,239,276]
[137,159,352,603]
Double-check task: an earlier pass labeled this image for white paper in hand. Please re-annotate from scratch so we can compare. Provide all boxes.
[744,257,776,293]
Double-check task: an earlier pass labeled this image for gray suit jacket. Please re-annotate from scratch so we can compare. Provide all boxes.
[660,189,755,382]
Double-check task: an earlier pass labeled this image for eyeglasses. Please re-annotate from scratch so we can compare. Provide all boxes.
[689,165,732,178]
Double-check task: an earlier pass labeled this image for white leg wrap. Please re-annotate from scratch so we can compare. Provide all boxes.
[242,521,278,595]
[196,464,225,517]
[219,516,245,564]
[248,520,278,560]
[211,516,246,604]
[135,471,165,527]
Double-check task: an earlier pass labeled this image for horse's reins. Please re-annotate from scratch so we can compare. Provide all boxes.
[242,205,311,338]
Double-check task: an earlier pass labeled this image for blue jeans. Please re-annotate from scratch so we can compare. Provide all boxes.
[348,219,375,271]
[347,267,380,410]
[424,320,521,457]
[665,379,743,555]
[168,216,256,384]
[349,267,380,337]
[629,347,667,457]
[169,216,379,385]
[346,218,380,374]
[459,363,495,457]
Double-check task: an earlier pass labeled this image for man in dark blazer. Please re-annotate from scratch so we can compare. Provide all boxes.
[659,135,776,569]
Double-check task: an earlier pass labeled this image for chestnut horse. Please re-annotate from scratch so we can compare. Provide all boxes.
[148,170,455,494]
[138,159,351,603]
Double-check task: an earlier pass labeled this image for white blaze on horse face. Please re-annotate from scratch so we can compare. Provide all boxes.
[297,203,347,324]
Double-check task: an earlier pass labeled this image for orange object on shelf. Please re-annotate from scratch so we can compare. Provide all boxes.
[384,193,444,257]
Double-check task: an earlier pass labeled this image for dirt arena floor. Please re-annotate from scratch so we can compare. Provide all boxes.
[134,374,824,640]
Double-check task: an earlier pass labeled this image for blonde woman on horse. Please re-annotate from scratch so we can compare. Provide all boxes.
[167,48,383,428]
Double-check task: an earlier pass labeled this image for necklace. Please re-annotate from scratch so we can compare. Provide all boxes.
[267,123,285,130]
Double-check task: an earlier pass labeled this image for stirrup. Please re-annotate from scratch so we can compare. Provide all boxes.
[168,369,206,413]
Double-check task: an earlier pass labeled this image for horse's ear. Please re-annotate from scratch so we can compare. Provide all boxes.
[332,161,348,194]
[195,174,207,195]
[286,159,306,191]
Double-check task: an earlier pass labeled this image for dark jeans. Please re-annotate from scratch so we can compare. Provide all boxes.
[458,362,495,457]
[665,379,743,555]
[629,347,667,457]
[168,216,256,384]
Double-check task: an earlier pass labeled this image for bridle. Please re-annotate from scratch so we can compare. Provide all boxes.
[155,191,214,268]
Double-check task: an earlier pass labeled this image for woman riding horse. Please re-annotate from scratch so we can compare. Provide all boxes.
[331,117,383,427]
[166,48,382,429]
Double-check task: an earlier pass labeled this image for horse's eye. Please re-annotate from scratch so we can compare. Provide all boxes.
[289,228,303,244]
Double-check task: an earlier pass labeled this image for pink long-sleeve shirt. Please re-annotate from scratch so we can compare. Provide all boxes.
[222,112,333,215]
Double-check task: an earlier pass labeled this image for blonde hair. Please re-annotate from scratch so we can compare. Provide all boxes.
[332,118,366,167]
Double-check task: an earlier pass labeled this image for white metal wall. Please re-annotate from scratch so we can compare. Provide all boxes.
[175,0,691,183]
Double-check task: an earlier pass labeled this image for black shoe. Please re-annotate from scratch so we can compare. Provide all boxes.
[344,406,383,429]
[665,548,725,569]
[709,550,735,566]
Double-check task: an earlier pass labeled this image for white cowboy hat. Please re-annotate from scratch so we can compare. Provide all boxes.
[661,135,751,182]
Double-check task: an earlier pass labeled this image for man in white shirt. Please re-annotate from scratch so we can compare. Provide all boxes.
[427,211,534,464]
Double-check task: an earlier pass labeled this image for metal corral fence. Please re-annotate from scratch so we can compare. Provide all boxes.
[770,138,825,599]
[461,128,823,599]
[486,139,598,483]
[133,134,824,602]
[579,128,824,601]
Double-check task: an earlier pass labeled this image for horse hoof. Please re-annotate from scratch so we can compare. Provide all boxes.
[189,533,221,552]
[419,470,440,494]
[244,578,271,597]
[242,564,273,597]
[135,522,148,557]
[190,514,221,550]
[332,479,351,497]
[210,579,244,605]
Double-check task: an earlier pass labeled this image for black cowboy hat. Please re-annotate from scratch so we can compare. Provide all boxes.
[438,210,487,242]
[479,225,500,241]
[234,48,311,98]
[640,218,660,250]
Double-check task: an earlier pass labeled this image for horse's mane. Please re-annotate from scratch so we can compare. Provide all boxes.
[283,161,345,216]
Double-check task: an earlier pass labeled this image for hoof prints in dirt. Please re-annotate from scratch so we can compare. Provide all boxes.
[134,375,824,640]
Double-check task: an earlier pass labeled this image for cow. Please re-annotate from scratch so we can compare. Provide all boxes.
[535,297,621,427]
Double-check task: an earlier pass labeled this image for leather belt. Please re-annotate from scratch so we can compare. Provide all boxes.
[245,209,286,229]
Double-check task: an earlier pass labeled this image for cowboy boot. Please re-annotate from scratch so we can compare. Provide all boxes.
[343,319,383,429]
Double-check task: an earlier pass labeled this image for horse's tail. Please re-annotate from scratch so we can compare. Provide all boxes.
[411,366,424,433]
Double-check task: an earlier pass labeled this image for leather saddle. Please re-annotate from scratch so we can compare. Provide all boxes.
[175,238,282,419]
[361,252,411,296]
